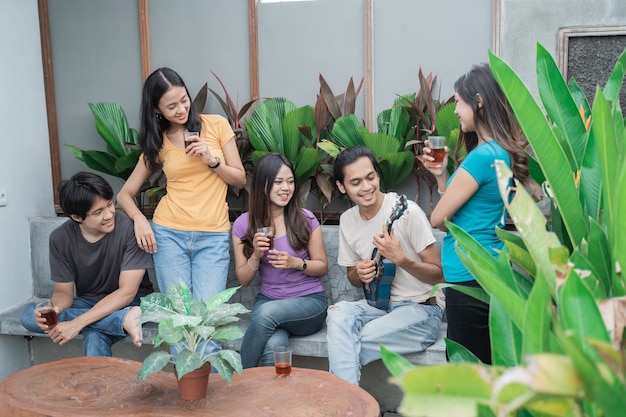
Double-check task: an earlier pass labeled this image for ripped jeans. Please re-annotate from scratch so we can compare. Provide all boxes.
[325,299,442,385]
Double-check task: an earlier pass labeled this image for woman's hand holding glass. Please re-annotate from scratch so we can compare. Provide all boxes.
[420,139,449,177]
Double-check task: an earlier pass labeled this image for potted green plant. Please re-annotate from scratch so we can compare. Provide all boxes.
[137,283,249,400]
[380,43,626,417]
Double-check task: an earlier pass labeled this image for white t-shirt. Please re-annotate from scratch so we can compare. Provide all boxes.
[338,192,444,308]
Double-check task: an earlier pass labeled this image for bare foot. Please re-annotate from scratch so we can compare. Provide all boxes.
[123,306,143,347]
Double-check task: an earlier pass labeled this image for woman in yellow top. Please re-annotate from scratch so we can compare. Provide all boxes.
[117,67,246,305]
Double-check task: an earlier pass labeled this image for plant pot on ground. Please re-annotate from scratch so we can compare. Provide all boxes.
[137,283,249,400]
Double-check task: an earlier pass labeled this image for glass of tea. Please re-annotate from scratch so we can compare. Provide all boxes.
[183,131,199,149]
[257,226,274,249]
[427,136,447,164]
[35,299,58,329]
[273,346,292,378]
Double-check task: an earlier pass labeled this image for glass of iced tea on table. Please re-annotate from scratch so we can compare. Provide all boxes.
[273,346,292,377]
[36,299,58,329]
[427,136,447,164]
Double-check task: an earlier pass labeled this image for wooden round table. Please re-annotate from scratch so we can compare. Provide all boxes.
[0,357,380,417]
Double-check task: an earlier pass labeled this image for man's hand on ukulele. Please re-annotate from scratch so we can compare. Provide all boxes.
[356,259,377,284]
[372,225,403,264]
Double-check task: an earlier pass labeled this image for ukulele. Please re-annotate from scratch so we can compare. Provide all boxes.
[363,194,409,310]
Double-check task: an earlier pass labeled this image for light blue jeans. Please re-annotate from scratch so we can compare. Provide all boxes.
[151,223,230,357]
[326,299,443,385]
[20,297,140,356]
[241,292,328,368]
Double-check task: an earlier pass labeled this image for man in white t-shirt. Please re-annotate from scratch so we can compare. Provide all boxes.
[326,146,444,385]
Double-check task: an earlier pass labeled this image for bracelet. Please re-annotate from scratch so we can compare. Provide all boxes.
[437,188,445,195]
[247,258,259,271]
[208,157,221,169]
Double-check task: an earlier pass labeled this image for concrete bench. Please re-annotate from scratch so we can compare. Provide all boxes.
[0,217,447,366]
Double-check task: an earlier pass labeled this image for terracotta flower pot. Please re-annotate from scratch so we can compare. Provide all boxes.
[173,364,211,401]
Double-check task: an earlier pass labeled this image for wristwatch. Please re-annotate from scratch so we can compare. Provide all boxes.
[208,157,221,169]
[299,259,307,272]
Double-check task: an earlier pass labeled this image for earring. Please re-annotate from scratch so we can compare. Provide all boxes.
[156,113,163,120]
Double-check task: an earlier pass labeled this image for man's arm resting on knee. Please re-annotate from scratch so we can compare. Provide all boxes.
[47,270,145,344]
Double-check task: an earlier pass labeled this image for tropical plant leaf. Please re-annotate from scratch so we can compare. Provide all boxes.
[521,272,553,355]
[377,151,415,191]
[64,146,119,177]
[88,102,132,158]
[559,270,611,347]
[579,125,602,220]
[282,105,315,162]
[490,297,522,367]
[137,350,172,381]
[380,345,414,378]
[489,49,587,248]
[536,44,586,168]
[445,339,482,364]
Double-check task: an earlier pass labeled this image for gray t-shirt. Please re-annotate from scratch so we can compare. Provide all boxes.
[49,211,154,302]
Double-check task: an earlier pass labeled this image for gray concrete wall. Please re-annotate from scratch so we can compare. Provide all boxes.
[0,0,56,379]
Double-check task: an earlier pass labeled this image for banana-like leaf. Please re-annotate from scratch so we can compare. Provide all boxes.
[555,326,626,417]
[559,270,611,349]
[592,90,621,264]
[568,79,591,119]
[490,297,522,367]
[536,44,586,168]
[602,49,626,104]
[448,221,526,329]
[521,271,553,355]
[615,161,626,296]
[395,363,502,417]
[586,218,612,295]
[489,49,587,248]
[445,339,481,364]
[380,345,414,378]
[579,125,602,220]
[494,162,561,293]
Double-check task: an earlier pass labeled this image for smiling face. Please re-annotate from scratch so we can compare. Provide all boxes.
[454,91,477,134]
[269,164,295,208]
[336,156,384,214]
[71,197,116,242]
[156,86,190,128]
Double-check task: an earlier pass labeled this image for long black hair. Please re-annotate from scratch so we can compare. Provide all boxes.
[242,153,311,258]
[453,63,528,182]
[139,67,202,171]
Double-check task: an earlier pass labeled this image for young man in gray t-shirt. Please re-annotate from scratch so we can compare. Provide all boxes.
[20,172,153,356]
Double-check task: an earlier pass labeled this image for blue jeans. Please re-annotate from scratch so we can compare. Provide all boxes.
[152,223,230,357]
[20,297,140,356]
[241,292,328,368]
[326,299,443,385]
[151,223,229,301]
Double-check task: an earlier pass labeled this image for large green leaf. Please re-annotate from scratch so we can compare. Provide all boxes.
[448,222,526,329]
[536,44,586,168]
[521,271,553,355]
[64,146,119,177]
[556,326,626,417]
[489,49,587,248]
[614,161,626,296]
[381,345,414,378]
[395,364,501,417]
[579,126,602,220]
[494,162,560,292]
[244,97,296,153]
[377,151,414,191]
[592,90,620,254]
[88,102,133,158]
[559,270,610,347]
[282,105,315,162]
[490,297,522,367]
[329,114,367,148]
[294,147,321,185]
[137,350,172,381]
[586,218,612,295]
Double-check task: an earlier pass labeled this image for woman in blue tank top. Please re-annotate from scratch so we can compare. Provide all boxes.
[422,63,529,363]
